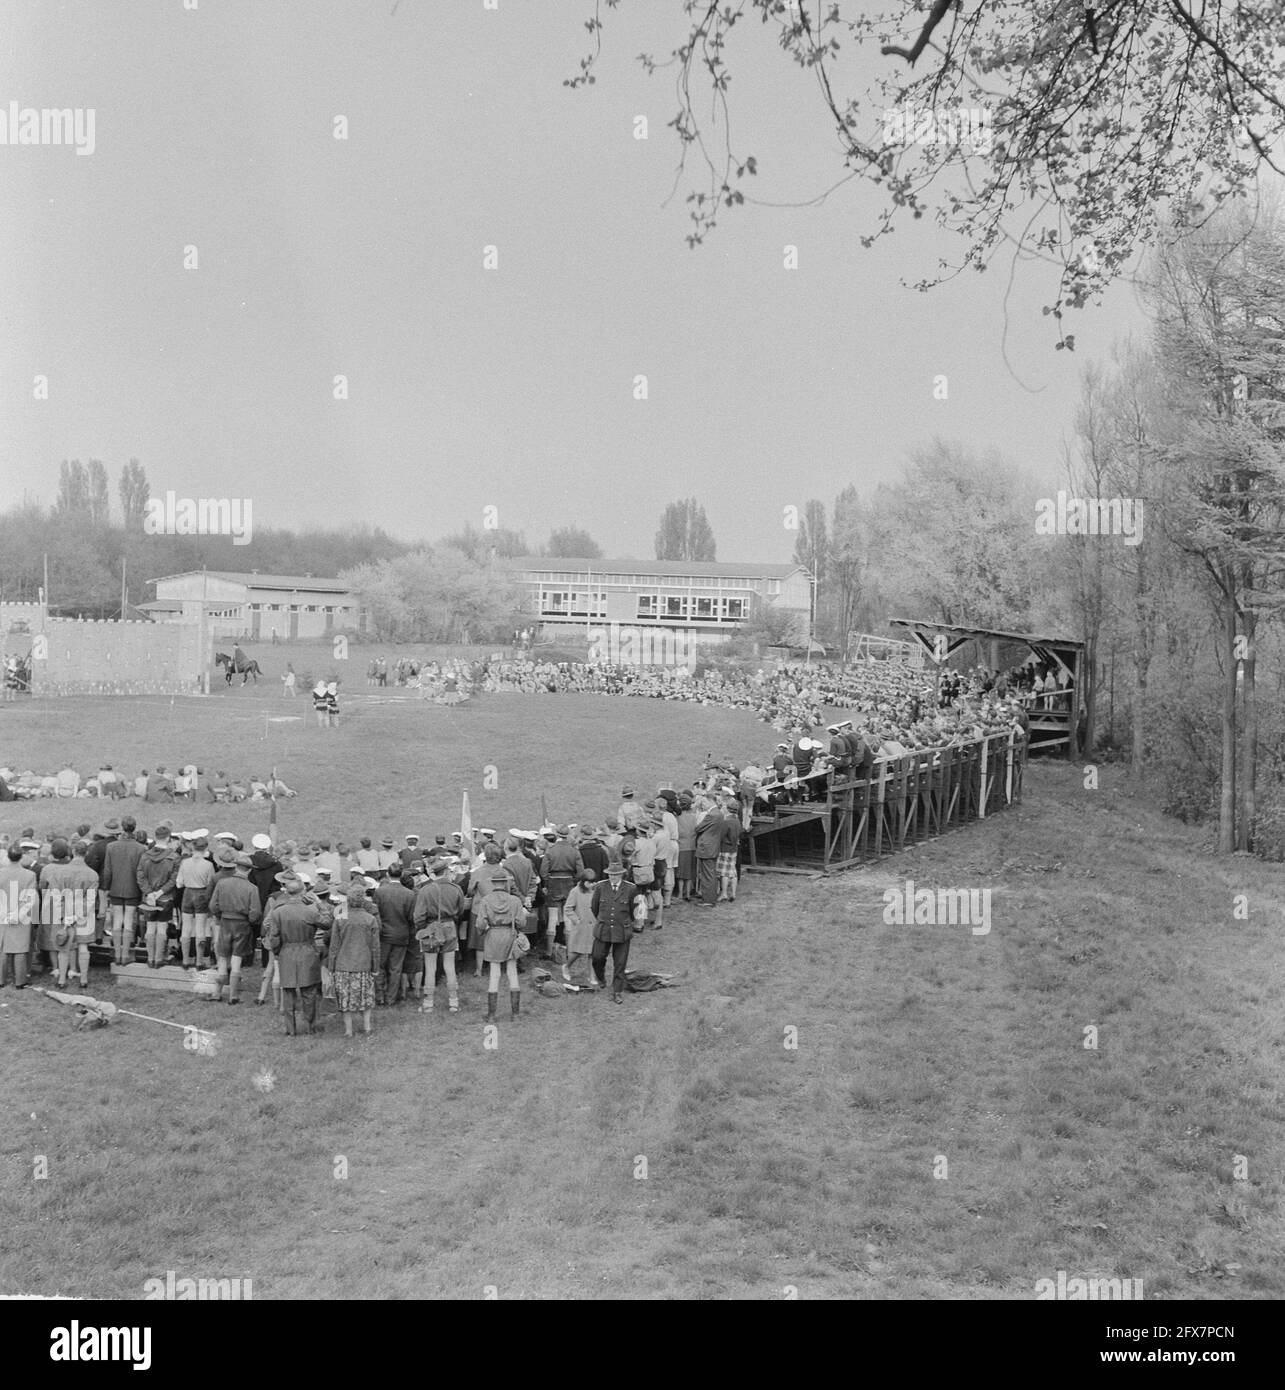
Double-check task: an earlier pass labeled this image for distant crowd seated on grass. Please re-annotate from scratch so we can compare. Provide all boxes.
[0,762,297,802]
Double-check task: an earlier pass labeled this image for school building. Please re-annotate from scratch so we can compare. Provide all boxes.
[505,557,813,650]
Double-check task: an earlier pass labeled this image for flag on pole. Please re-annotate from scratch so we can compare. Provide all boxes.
[269,764,278,841]
[460,790,472,849]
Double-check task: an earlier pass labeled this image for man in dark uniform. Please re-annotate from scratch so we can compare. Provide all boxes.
[590,862,646,1003]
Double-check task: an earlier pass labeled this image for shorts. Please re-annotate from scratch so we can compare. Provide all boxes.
[716,851,737,876]
[181,888,212,915]
[75,923,95,943]
[109,896,140,908]
[215,920,253,960]
[544,877,573,906]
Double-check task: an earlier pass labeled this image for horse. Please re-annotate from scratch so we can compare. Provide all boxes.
[215,651,263,686]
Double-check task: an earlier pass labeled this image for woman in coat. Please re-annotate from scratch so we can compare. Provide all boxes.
[262,872,331,1036]
[561,867,598,988]
[327,882,381,1037]
[478,868,525,1022]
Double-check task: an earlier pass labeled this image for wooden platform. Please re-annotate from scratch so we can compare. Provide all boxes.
[745,730,1027,875]
[109,962,209,993]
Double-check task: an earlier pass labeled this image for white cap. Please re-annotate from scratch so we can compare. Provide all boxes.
[213,831,236,842]
[251,833,272,850]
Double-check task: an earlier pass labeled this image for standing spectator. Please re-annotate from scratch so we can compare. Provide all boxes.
[354,836,380,877]
[717,797,742,903]
[282,662,297,697]
[207,853,262,1004]
[538,825,582,948]
[102,816,145,964]
[324,681,340,727]
[248,833,282,962]
[413,858,467,1014]
[312,681,329,728]
[0,844,37,989]
[562,867,598,987]
[694,797,723,908]
[83,825,112,944]
[177,836,215,967]
[136,825,180,968]
[478,869,526,1022]
[328,882,381,1038]
[41,839,97,988]
[263,873,331,1036]
[374,866,416,1005]
[590,861,646,1003]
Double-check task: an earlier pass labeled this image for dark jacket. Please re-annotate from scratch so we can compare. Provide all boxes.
[694,810,722,858]
[373,879,416,945]
[136,843,180,900]
[102,835,145,902]
[249,851,283,912]
[208,874,263,926]
[590,876,643,944]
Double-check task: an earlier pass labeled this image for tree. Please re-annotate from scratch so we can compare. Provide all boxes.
[568,2,1285,346]
[655,498,716,562]
[546,526,604,559]
[118,459,149,529]
[441,523,528,563]
[86,459,111,525]
[792,499,828,582]
[829,485,866,651]
[1146,207,1285,853]
[54,460,89,516]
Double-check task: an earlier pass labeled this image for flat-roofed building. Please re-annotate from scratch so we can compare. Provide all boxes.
[146,571,365,640]
[506,557,811,651]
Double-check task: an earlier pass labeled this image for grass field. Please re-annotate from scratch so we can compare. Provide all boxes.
[1,678,1282,1299]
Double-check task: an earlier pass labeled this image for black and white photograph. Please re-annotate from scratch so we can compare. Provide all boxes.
[1,0,1281,1352]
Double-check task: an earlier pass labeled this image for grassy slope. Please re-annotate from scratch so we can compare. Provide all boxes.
[0,688,1281,1299]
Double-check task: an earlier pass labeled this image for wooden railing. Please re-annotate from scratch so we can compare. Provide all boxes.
[747,729,1027,873]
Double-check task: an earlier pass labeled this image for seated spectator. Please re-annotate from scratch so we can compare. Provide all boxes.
[134,769,150,798]
[146,766,175,802]
[55,764,81,798]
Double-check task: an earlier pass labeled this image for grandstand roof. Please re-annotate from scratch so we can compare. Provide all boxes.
[507,557,807,580]
[152,571,352,594]
[889,619,1084,653]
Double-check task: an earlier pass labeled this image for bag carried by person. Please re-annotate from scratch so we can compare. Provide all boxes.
[512,929,531,959]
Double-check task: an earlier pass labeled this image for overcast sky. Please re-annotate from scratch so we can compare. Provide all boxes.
[1,0,1151,564]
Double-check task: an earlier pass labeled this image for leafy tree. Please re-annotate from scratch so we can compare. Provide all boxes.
[655,497,717,562]
[54,460,89,516]
[547,526,604,559]
[118,459,149,528]
[1146,207,1285,852]
[86,459,111,525]
[569,1,1285,345]
[441,523,528,563]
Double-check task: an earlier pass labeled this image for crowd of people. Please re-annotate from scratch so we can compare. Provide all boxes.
[0,763,297,803]
[0,649,1050,1040]
[0,802,746,1034]
[479,654,1057,741]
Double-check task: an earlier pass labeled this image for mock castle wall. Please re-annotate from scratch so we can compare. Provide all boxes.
[25,617,208,696]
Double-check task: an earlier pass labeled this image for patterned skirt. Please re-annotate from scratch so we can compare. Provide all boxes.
[333,970,376,1012]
